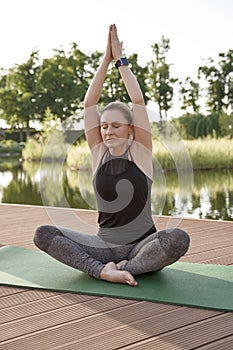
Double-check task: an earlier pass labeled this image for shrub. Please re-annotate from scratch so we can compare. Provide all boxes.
[22,139,43,161]
[66,142,92,170]
[0,140,24,154]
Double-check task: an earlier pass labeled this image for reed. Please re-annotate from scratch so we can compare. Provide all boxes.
[184,138,233,170]
[22,139,43,161]
[152,137,233,170]
[66,142,92,170]
[0,140,23,155]
[22,134,68,162]
[22,137,233,171]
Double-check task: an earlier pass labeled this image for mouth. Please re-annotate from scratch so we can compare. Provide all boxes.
[105,138,116,142]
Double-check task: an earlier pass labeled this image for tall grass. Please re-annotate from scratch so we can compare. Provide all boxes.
[0,139,24,155]
[152,138,233,170]
[66,138,233,171]
[22,139,43,161]
[66,142,92,170]
[22,132,68,162]
[185,138,233,170]
[22,137,233,171]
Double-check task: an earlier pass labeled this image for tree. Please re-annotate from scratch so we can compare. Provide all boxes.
[219,111,233,138]
[129,54,149,105]
[36,44,89,121]
[179,77,200,114]
[172,113,220,139]
[100,53,149,106]
[0,51,40,133]
[195,113,220,138]
[198,50,233,114]
[146,36,177,120]
[219,50,233,112]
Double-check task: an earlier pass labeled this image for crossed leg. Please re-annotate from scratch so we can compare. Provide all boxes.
[118,228,190,276]
[33,225,137,286]
[34,226,189,286]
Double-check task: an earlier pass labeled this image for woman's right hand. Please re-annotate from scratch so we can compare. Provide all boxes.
[103,25,113,64]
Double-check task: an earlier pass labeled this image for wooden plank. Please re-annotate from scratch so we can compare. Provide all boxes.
[0,307,221,350]
[0,204,233,350]
[1,293,98,324]
[0,298,143,342]
[196,335,233,350]
[118,313,233,350]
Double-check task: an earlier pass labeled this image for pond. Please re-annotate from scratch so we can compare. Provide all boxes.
[0,158,233,221]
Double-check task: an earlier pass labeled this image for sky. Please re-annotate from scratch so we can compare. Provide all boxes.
[0,0,232,118]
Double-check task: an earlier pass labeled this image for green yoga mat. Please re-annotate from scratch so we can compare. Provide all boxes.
[0,245,233,311]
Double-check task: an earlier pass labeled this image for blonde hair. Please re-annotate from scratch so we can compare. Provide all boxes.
[100,102,132,124]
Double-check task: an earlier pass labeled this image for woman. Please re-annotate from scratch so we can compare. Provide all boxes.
[34,24,190,286]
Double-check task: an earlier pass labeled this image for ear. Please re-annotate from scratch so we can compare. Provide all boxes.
[128,124,134,132]
[128,125,134,139]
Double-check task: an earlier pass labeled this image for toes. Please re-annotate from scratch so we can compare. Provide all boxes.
[125,274,138,287]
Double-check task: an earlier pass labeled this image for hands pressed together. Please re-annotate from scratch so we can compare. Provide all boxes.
[104,24,123,63]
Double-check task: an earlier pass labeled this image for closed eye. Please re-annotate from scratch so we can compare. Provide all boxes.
[101,123,124,129]
[101,124,108,129]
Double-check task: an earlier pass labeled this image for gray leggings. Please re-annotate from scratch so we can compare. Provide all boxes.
[33,226,190,279]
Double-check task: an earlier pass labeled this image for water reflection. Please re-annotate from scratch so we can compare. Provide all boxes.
[0,159,232,221]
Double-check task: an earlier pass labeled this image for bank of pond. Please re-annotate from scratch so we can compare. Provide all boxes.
[21,137,233,171]
[1,138,233,171]
[0,158,233,221]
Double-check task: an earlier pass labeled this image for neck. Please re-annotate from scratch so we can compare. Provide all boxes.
[108,144,129,156]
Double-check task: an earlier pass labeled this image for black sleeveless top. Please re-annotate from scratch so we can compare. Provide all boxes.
[93,148,156,244]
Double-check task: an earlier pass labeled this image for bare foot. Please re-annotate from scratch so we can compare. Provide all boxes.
[116,260,128,269]
[100,262,137,286]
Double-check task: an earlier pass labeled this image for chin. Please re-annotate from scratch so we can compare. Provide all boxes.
[105,140,118,146]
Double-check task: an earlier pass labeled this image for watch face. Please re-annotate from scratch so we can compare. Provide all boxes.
[120,58,128,65]
[115,57,129,68]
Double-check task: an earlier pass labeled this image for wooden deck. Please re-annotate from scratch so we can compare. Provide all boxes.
[0,203,233,350]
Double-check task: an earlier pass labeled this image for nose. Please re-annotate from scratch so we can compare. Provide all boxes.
[106,125,114,134]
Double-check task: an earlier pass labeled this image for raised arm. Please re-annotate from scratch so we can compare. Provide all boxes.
[84,26,113,150]
[110,25,152,151]
[83,27,112,107]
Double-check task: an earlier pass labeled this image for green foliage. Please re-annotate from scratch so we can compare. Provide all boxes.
[37,44,89,121]
[65,138,233,171]
[152,138,233,170]
[185,138,233,170]
[0,39,232,142]
[94,52,149,105]
[22,139,43,161]
[42,132,68,161]
[150,122,160,140]
[22,107,70,161]
[146,36,177,120]
[179,77,200,113]
[0,140,23,154]
[22,134,69,162]
[66,142,92,170]
[22,126,68,163]
[198,50,233,113]
[0,51,40,128]
[40,107,62,139]
[219,111,233,137]
[173,112,221,139]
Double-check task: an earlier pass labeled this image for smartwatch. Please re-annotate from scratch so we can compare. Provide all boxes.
[115,57,129,69]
